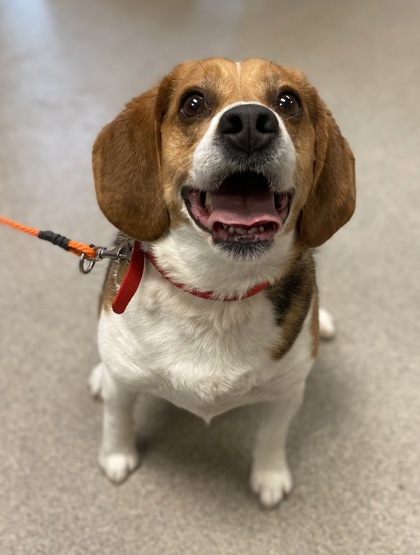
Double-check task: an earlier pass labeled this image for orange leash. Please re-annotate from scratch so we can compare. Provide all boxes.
[0,216,133,274]
[0,216,96,258]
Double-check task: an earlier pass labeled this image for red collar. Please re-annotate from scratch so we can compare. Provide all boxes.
[112,241,270,314]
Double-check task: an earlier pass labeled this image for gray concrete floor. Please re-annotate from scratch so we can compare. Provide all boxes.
[1,1,419,554]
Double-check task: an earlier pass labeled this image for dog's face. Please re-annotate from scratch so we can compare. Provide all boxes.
[93,58,355,256]
[160,59,299,259]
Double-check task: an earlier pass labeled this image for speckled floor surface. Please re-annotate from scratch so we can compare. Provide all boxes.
[1,1,419,553]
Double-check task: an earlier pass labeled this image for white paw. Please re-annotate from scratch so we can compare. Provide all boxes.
[319,307,335,340]
[99,450,141,484]
[89,363,105,401]
[250,467,293,509]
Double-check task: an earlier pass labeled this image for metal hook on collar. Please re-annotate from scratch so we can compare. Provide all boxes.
[79,242,134,275]
[79,252,97,274]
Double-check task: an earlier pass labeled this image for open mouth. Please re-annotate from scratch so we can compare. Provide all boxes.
[182,172,293,244]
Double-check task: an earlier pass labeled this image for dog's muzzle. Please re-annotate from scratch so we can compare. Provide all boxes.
[182,104,293,252]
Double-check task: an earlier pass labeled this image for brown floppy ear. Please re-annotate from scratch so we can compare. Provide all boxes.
[298,101,356,248]
[92,86,170,241]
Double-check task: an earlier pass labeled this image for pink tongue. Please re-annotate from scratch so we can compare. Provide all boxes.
[207,190,281,228]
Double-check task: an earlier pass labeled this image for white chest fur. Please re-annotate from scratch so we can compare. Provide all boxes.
[98,263,315,420]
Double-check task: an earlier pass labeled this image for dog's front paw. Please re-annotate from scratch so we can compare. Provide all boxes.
[99,450,141,484]
[250,466,293,509]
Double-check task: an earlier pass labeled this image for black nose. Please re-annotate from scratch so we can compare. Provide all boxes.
[217,104,279,155]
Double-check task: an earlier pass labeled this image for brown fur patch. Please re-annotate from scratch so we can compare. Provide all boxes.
[268,247,316,360]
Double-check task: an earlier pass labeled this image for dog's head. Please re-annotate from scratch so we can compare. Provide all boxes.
[93,58,355,258]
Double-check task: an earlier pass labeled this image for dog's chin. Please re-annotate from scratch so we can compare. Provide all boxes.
[213,238,274,259]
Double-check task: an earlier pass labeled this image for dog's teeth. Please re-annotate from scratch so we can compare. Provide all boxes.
[205,193,212,211]
[225,225,267,236]
[225,225,269,236]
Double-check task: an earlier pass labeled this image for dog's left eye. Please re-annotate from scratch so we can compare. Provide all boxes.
[181,93,208,118]
[277,92,301,118]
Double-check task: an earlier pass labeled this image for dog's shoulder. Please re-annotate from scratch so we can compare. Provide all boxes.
[266,248,317,359]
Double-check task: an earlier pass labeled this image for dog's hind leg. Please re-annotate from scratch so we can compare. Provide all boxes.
[89,362,106,401]
[319,307,335,340]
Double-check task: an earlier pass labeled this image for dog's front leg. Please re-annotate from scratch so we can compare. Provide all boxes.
[98,364,141,484]
[250,381,305,509]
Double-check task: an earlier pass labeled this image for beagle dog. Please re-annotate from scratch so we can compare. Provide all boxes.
[89,57,355,508]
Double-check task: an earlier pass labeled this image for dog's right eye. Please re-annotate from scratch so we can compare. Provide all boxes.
[181,93,208,118]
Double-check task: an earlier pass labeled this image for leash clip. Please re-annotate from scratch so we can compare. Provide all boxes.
[79,242,134,274]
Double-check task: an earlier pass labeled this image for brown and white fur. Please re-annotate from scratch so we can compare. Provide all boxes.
[89,58,355,508]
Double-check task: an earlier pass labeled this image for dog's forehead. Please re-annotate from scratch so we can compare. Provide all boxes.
[168,58,308,105]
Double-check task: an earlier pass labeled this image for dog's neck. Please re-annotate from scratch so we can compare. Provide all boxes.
[145,247,270,301]
[146,226,296,299]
